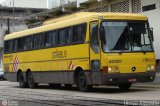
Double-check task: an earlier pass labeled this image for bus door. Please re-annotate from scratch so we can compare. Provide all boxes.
[89,21,102,84]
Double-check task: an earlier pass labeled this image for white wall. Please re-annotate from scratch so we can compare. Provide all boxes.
[2,0,48,9]
[141,0,158,7]
[48,0,60,9]
[48,0,76,9]
[141,0,160,59]
[141,9,160,59]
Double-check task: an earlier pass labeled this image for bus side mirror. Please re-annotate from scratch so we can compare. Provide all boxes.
[150,28,154,41]
[99,26,106,44]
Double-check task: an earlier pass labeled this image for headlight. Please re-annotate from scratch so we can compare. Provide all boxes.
[147,65,155,71]
[108,66,119,73]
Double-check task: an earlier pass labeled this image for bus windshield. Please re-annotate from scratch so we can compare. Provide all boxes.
[101,21,153,53]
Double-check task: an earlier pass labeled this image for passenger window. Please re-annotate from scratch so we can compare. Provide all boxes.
[65,28,70,44]
[17,38,23,51]
[12,39,17,52]
[59,29,67,45]
[69,27,73,44]
[90,22,99,53]
[73,26,79,42]
[33,34,44,49]
[79,24,86,42]
[45,32,52,47]
[4,41,9,53]
[8,40,13,52]
[23,36,33,50]
[73,23,86,43]
[51,31,58,46]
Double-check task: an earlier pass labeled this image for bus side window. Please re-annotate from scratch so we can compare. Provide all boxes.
[59,28,66,45]
[73,23,86,43]
[45,32,52,47]
[17,38,23,51]
[65,28,70,44]
[23,36,33,50]
[51,31,58,47]
[90,22,99,54]
[8,40,13,52]
[73,26,79,43]
[4,41,9,53]
[80,23,87,42]
[33,33,44,49]
[14,39,18,52]
[69,27,73,44]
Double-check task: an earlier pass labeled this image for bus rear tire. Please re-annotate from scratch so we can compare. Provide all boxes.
[77,71,92,92]
[27,72,38,89]
[118,83,131,90]
[18,72,28,88]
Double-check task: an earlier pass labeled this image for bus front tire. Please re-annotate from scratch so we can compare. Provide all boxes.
[18,72,28,88]
[118,83,131,90]
[77,71,92,92]
[27,72,38,89]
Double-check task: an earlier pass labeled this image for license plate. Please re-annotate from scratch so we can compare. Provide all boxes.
[129,78,137,82]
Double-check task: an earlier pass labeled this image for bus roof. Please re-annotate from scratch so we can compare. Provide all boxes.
[4,12,147,41]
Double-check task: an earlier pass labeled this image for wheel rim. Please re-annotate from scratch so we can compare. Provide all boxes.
[78,72,86,88]
[80,76,85,87]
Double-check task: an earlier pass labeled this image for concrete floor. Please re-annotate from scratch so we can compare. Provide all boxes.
[0,81,160,106]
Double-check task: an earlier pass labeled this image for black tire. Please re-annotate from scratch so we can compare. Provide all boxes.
[27,72,38,89]
[18,72,28,88]
[118,83,131,90]
[77,71,92,92]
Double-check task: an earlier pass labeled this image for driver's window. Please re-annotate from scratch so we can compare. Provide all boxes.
[90,22,99,54]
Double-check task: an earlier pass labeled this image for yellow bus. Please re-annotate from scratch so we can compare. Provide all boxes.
[3,12,156,91]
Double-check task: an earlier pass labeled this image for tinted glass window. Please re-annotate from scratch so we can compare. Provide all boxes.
[17,38,23,51]
[23,36,32,50]
[4,41,9,53]
[59,29,67,45]
[45,32,52,47]
[12,39,17,52]
[68,27,73,44]
[73,23,86,43]
[8,40,13,52]
[33,33,44,49]
[51,31,58,46]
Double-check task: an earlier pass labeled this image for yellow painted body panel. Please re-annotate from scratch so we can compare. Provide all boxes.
[3,44,90,72]
[101,52,156,73]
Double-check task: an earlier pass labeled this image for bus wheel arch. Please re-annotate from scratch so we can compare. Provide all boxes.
[74,67,92,92]
[74,67,83,84]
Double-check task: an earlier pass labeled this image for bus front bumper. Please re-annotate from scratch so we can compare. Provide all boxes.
[102,71,156,85]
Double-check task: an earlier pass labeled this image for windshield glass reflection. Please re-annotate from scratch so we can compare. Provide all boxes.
[101,21,153,52]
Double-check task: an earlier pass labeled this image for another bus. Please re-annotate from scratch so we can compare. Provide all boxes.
[3,12,156,91]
